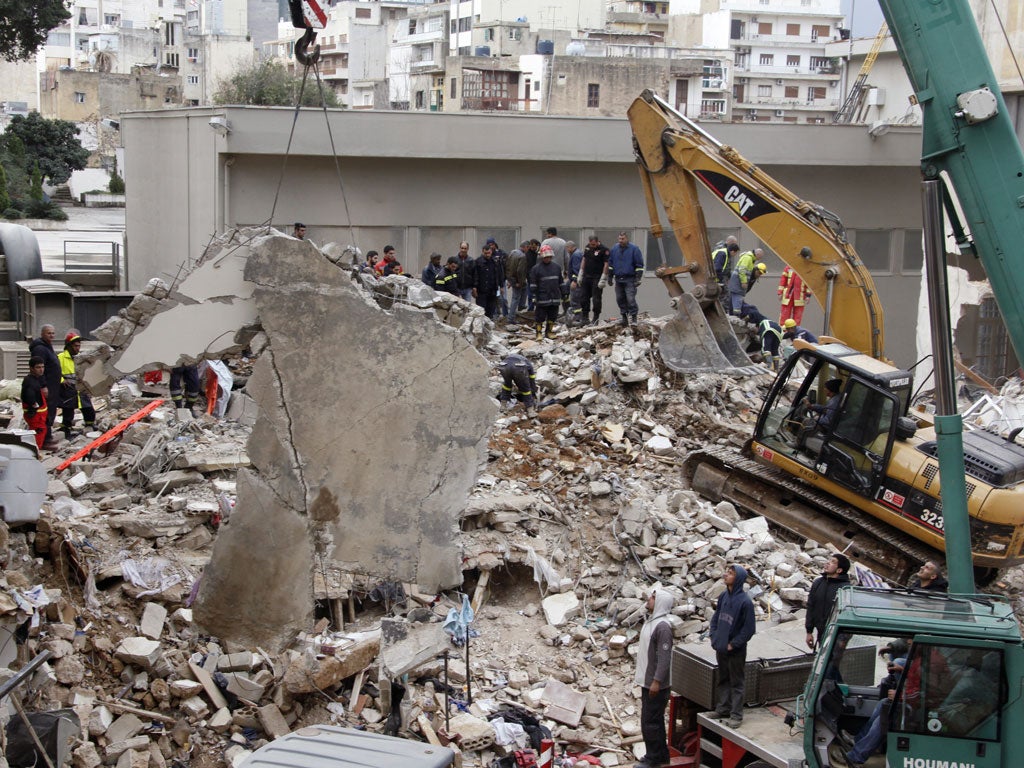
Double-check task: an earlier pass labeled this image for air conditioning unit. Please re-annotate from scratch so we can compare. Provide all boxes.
[774,109,785,117]
[829,80,838,87]
[775,79,783,85]
[750,109,758,116]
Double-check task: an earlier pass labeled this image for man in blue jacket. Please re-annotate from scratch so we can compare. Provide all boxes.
[708,564,756,728]
[608,231,644,327]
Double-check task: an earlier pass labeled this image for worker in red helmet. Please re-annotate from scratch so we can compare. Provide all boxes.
[58,331,95,439]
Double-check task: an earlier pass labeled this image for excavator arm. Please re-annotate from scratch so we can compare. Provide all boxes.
[628,90,886,361]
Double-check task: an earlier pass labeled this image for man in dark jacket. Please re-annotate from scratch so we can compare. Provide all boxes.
[455,241,475,301]
[634,588,675,768]
[908,560,948,592]
[576,234,610,325]
[421,252,443,287]
[708,564,756,727]
[28,324,61,447]
[21,356,49,450]
[529,245,563,341]
[505,242,529,322]
[497,354,536,412]
[472,243,504,320]
[805,553,851,649]
[608,231,644,327]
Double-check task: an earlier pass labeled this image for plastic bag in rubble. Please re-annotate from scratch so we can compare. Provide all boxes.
[525,546,560,592]
[443,593,477,646]
[199,359,233,418]
[121,557,182,597]
[50,496,92,519]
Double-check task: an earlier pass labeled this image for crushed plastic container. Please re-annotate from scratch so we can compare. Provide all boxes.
[0,431,48,523]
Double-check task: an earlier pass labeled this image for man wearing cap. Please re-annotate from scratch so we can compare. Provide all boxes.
[58,331,95,439]
[529,245,563,340]
[421,252,443,288]
[713,238,740,287]
[782,319,819,344]
[435,257,460,295]
[634,588,675,768]
[727,248,767,315]
[778,263,812,325]
[608,231,645,327]
[805,553,851,649]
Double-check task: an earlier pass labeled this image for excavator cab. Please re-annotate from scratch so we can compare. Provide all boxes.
[755,344,914,499]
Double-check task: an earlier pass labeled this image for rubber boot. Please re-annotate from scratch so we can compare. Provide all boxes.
[545,321,556,339]
[535,324,544,341]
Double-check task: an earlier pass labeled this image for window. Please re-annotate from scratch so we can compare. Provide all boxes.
[759,53,774,66]
[74,92,86,103]
[47,31,70,46]
[458,17,471,32]
[587,83,600,108]
[892,644,1004,741]
[450,19,456,33]
[757,22,772,35]
[975,298,1010,381]
[811,24,831,40]
[104,14,120,25]
[901,229,923,272]
[646,231,682,270]
[483,28,494,41]
[853,230,892,271]
[787,54,800,67]
[807,86,826,101]
[164,21,176,45]
[757,84,772,97]
[785,86,799,99]
[810,56,831,70]
[533,81,540,92]
[355,7,371,19]
[187,47,199,61]
[187,75,199,84]
[166,52,179,67]
[508,28,521,40]
[786,23,800,36]
[409,19,416,35]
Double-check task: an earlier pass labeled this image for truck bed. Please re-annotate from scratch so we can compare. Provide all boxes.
[696,703,805,768]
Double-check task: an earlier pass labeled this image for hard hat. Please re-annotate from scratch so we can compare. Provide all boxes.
[783,319,797,329]
[65,332,82,344]
[756,262,767,272]
[539,245,554,256]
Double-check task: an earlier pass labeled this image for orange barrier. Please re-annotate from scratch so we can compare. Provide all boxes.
[56,398,165,473]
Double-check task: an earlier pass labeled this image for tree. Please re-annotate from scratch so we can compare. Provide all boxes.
[3,111,88,184]
[213,58,340,108]
[0,0,72,63]
[0,163,9,213]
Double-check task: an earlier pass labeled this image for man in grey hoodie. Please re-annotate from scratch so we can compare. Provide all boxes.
[634,588,675,768]
[708,564,756,727]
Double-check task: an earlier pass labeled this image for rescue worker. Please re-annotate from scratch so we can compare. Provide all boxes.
[782,318,819,344]
[170,364,201,413]
[58,332,95,439]
[28,324,61,448]
[742,309,783,370]
[21,356,49,450]
[497,354,536,413]
[529,244,563,340]
[712,238,740,286]
[435,256,460,295]
[727,250,766,315]
[375,245,403,276]
[421,252,443,287]
[473,243,505,320]
[565,240,584,324]
[778,260,812,325]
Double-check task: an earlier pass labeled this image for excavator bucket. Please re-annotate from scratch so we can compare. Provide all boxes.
[658,294,763,374]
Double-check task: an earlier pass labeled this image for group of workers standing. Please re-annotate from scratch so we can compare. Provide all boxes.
[22,324,94,450]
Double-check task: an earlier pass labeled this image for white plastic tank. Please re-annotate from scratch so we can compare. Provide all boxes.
[0,432,47,523]
[566,41,586,56]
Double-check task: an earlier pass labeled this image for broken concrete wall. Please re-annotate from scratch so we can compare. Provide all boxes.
[195,236,495,648]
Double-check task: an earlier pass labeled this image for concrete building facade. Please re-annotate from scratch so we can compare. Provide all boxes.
[119,106,929,366]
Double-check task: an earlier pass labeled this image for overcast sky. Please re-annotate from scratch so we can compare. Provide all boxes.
[842,0,886,38]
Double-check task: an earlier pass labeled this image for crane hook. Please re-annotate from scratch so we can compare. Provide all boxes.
[295,27,320,67]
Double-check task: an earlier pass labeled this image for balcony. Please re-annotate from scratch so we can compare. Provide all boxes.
[733,63,839,78]
[732,34,833,46]
[410,59,442,72]
[607,11,669,26]
[733,96,840,109]
[400,29,445,44]
[702,78,728,90]
[461,97,528,112]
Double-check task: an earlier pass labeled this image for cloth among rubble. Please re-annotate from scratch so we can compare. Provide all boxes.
[442,593,477,646]
[121,557,182,598]
[198,360,233,418]
[488,705,552,752]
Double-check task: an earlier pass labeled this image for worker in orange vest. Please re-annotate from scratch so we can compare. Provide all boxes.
[778,264,812,325]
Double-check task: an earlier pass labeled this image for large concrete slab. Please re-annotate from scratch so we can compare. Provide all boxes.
[190,234,494,649]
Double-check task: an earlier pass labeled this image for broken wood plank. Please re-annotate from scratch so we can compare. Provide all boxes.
[470,570,490,616]
[416,714,442,747]
[189,661,228,710]
[99,699,177,725]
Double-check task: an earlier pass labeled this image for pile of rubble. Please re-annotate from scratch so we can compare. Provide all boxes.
[3,239,1023,768]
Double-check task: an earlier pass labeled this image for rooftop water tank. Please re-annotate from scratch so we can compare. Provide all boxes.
[474,45,491,57]
[536,39,554,55]
[566,41,586,56]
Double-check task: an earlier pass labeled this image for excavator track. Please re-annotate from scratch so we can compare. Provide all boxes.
[682,445,939,584]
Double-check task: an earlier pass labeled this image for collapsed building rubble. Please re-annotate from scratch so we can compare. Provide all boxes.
[1,231,1023,768]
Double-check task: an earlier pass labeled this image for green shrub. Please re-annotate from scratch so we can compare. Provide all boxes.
[108,170,125,194]
[2,207,23,219]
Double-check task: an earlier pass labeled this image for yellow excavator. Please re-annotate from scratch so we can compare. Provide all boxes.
[628,90,1024,583]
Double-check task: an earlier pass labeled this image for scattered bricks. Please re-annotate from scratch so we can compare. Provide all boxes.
[88,705,113,737]
[221,672,265,703]
[146,470,204,492]
[115,748,150,768]
[88,466,125,492]
[180,696,210,719]
[224,744,251,767]
[188,661,229,710]
[258,704,291,740]
[99,493,132,510]
[140,603,168,640]
[105,736,151,761]
[67,472,90,496]
[116,637,163,672]
[589,481,612,497]
[700,510,734,532]
[72,742,102,768]
[55,655,86,685]
[446,713,495,751]
[217,652,256,672]
[106,713,144,743]
[644,435,673,455]
[507,669,530,689]
[208,708,232,733]
[780,587,808,604]
[169,680,203,698]
[542,592,579,627]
